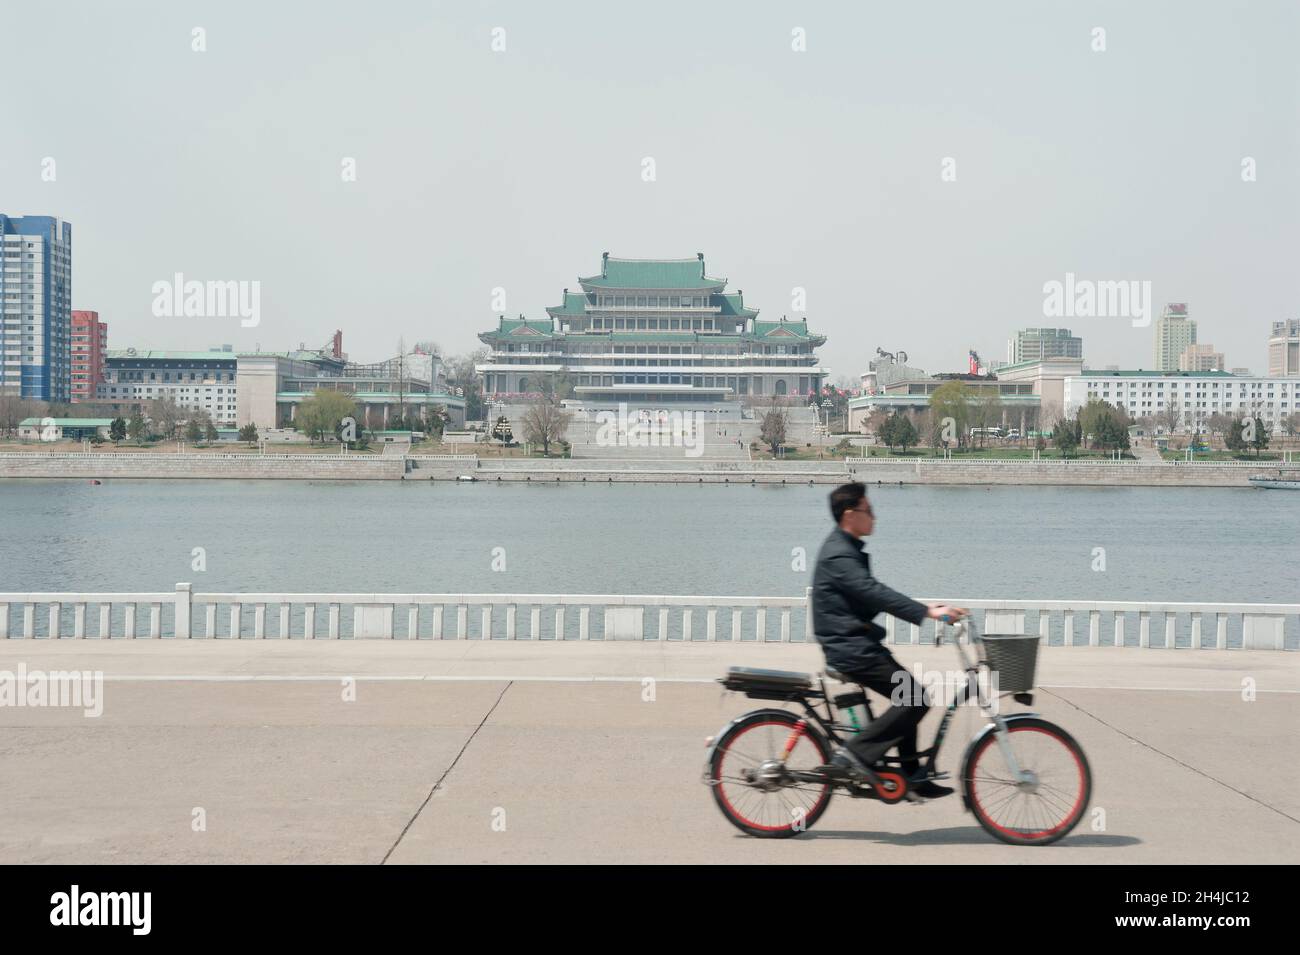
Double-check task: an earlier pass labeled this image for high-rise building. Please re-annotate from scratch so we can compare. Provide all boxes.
[477,253,827,413]
[1268,319,1300,377]
[0,214,72,400]
[1006,328,1082,364]
[1178,343,1225,372]
[71,310,107,402]
[1153,303,1197,372]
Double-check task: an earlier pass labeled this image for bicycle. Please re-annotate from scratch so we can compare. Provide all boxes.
[702,619,1092,845]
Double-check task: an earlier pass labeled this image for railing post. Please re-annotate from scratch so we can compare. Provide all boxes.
[175,583,192,639]
[0,603,8,639]
[303,605,315,640]
[49,602,61,639]
[805,586,814,641]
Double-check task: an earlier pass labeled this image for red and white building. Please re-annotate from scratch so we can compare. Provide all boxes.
[70,309,107,403]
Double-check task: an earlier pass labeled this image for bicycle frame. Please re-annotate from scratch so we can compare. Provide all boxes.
[768,620,1035,788]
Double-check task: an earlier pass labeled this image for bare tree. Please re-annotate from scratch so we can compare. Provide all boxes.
[0,395,39,437]
[148,397,183,440]
[1159,398,1183,436]
[520,398,572,455]
[760,402,788,454]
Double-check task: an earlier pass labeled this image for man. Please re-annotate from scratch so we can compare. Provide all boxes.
[811,482,967,798]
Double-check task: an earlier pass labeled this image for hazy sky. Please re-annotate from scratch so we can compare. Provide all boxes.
[4,0,1297,379]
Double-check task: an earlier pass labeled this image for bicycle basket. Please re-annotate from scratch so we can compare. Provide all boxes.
[977,633,1039,694]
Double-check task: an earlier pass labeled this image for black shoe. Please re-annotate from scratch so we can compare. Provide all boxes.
[912,780,954,799]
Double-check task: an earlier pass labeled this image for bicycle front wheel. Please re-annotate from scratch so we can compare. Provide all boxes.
[962,717,1091,846]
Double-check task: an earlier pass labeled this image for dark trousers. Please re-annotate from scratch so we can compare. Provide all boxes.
[842,651,930,774]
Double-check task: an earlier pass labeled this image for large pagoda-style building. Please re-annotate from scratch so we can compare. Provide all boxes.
[477,253,827,414]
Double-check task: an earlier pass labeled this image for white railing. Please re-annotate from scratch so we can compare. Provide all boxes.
[0,586,1294,649]
[0,452,391,462]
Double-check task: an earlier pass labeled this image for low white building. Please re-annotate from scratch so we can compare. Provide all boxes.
[1064,370,1300,431]
[98,348,240,426]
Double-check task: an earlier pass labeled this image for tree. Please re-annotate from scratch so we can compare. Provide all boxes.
[295,389,357,443]
[1229,415,1270,457]
[185,418,203,443]
[0,395,39,437]
[878,411,917,452]
[1053,412,1080,458]
[973,395,1003,448]
[1281,412,1300,438]
[928,381,971,449]
[521,398,572,455]
[446,348,490,421]
[127,410,147,442]
[423,404,449,439]
[148,397,183,441]
[1159,398,1183,436]
[109,417,127,441]
[205,419,219,443]
[760,403,788,454]
[239,423,259,446]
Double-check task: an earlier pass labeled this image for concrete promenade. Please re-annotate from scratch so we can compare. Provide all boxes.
[1,642,1295,864]
[3,450,1297,485]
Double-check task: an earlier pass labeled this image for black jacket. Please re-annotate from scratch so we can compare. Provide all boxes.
[811,528,929,672]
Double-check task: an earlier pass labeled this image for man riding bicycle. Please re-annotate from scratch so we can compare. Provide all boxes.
[812,482,967,798]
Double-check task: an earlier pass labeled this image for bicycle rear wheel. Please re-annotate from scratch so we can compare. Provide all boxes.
[962,717,1091,846]
[708,710,833,838]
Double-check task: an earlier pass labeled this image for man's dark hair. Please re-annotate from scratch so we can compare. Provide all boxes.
[829,482,868,522]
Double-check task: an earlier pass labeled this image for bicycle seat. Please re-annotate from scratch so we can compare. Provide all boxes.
[825,667,857,684]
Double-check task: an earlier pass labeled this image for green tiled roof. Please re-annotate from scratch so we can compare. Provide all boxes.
[580,257,725,290]
[482,318,557,340]
[20,417,114,427]
[717,294,757,318]
[546,292,592,317]
[753,319,814,339]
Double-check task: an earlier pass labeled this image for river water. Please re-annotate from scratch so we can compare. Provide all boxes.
[0,480,1294,603]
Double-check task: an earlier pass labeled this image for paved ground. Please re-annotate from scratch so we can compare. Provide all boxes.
[0,642,1296,864]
